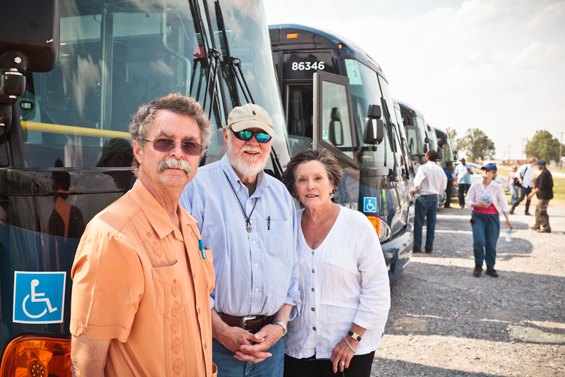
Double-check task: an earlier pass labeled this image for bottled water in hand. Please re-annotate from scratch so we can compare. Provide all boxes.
[481,195,491,204]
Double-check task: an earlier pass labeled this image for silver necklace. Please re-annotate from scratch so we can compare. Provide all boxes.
[223,171,258,233]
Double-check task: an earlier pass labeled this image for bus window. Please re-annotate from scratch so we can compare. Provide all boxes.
[406,127,419,156]
[18,0,219,169]
[286,84,314,157]
[344,59,394,168]
[320,81,354,159]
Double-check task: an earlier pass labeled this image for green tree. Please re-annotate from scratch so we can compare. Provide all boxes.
[525,130,561,162]
[458,128,495,162]
[445,127,459,152]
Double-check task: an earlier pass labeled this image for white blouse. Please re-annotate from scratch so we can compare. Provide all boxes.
[465,179,509,215]
[284,207,391,359]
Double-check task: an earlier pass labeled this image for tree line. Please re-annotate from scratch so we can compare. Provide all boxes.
[445,128,563,163]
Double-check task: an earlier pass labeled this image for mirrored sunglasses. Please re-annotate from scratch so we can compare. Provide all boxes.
[143,138,203,156]
[230,128,272,143]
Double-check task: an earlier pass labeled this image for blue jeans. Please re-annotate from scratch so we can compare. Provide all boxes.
[414,195,438,250]
[509,183,519,204]
[471,211,500,270]
[213,336,284,377]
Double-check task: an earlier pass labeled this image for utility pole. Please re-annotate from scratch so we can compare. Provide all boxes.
[521,138,529,161]
[508,144,511,164]
[559,132,564,169]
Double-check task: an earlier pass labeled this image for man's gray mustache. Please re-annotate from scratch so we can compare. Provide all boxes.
[157,157,192,176]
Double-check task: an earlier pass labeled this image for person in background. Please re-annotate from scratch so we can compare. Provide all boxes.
[505,165,519,205]
[455,157,473,209]
[412,149,448,254]
[466,163,513,278]
[510,157,538,215]
[527,160,553,233]
[281,149,390,377]
[444,161,454,208]
[70,94,217,376]
[180,104,299,377]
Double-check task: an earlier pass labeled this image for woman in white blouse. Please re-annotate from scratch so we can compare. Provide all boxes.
[281,149,390,377]
[465,163,513,278]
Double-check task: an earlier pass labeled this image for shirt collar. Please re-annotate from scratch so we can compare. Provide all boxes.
[220,154,269,198]
[130,179,196,239]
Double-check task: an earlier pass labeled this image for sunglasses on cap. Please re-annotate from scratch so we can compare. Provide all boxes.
[230,128,272,143]
[143,138,204,156]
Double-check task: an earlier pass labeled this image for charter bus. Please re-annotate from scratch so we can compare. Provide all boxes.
[269,24,413,283]
[0,0,290,374]
[397,100,430,171]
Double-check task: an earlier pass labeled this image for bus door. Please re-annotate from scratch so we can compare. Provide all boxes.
[379,99,408,233]
[279,51,336,157]
[312,71,359,209]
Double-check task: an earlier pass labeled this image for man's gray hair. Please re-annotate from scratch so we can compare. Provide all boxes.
[129,93,213,175]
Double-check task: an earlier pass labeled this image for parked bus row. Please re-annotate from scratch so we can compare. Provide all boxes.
[0,1,454,373]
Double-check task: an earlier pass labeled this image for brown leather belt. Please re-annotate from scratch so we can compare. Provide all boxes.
[220,314,271,331]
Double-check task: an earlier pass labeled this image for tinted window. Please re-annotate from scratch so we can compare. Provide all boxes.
[320,81,354,159]
[344,59,394,168]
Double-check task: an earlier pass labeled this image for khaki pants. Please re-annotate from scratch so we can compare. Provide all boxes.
[533,199,551,230]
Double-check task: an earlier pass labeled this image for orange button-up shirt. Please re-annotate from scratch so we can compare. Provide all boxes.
[71,180,216,376]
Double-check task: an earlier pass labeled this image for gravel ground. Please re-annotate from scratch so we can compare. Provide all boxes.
[371,204,565,377]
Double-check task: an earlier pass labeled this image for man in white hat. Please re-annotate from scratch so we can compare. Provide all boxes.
[180,104,300,377]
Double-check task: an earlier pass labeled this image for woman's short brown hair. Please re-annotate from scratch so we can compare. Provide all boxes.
[282,148,343,197]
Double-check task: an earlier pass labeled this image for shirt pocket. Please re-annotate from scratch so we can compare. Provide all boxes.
[265,219,292,257]
[151,261,186,319]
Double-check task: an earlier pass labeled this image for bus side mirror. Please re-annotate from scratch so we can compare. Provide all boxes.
[0,0,59,143]
[453,150,458,160]
[363,104,384,145]
[328,107,344,146]
[0,0,60,72]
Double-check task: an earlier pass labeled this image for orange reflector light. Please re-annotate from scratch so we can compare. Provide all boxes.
[367,216,381,236]
[338,43,343,49]
[0,335,72,377]
[286,33,298,39]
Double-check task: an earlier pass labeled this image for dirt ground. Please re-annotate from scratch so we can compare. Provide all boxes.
[370,204,565,377]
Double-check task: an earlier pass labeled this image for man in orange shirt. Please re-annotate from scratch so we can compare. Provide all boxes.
[70,94,217,376]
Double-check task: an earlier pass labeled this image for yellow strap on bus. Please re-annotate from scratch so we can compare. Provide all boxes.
[21,121,132,139]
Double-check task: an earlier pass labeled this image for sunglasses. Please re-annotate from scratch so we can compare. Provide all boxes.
[230,128,272,143]
[143,138,203,156]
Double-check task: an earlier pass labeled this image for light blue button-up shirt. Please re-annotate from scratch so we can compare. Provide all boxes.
[455,163,472,184]
[180,155,300,319]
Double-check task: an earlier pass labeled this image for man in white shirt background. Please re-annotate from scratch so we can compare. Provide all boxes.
[510,157,538,215]
[412,149,448,253]
[454,157,473,209]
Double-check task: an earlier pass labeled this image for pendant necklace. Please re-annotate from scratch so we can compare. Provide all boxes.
[224,171,258,233]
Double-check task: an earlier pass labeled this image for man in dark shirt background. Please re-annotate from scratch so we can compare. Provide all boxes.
[527,160,553,233]
[444,161,454,208]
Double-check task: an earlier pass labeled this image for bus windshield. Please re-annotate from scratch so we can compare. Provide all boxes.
[344,59,394,168]
[18,0,286,169]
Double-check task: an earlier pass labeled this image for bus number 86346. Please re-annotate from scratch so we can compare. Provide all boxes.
[292,61,325,71]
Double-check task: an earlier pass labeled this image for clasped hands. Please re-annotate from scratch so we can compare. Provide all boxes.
[221,324,284,363]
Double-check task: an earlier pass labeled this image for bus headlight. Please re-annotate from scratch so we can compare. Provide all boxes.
[367,216,392,242]
[0,335,71,377]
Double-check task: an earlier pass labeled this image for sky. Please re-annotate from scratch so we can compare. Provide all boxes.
[263,0,565,161]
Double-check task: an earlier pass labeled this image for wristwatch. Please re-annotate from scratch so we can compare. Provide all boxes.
[272,320,287,336]
[348,331,362,341]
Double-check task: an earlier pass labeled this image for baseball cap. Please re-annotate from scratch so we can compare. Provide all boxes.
[480,163,497,172]
[535,160,546,166]
[227,104,274,137]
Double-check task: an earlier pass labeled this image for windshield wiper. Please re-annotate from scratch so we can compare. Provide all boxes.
[202,48,222,119]
[228,57,255,105]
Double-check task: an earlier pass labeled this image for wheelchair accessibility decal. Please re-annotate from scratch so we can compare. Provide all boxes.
[13,271,66,324]
[364,197,377,213]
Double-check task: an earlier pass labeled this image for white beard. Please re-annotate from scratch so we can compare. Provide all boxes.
[226,137,269,180]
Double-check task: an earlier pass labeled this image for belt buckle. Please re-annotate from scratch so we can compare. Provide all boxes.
[240,316,257,330]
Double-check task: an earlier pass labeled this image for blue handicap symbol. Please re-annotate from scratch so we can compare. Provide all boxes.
[364,197,377,213]
[13,271,66,324]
